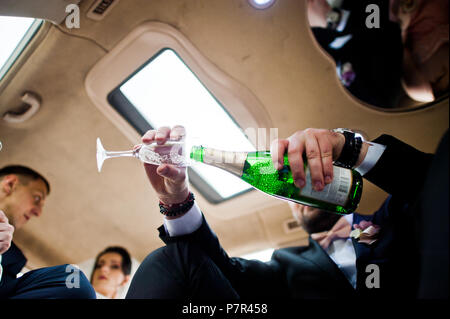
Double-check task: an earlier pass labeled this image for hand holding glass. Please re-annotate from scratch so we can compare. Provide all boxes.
[96,137,188,172]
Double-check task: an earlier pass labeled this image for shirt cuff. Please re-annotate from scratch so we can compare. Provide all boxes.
[163,202,203,237]
[354,142,386,176]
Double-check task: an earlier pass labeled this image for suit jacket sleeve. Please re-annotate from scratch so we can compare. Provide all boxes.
[364,134,434,203]
[158,215,288,298]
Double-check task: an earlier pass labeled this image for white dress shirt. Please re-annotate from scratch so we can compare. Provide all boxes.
[163,141,386,289]
[326,214,357,288]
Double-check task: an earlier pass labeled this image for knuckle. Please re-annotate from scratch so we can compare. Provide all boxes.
[142,130,156,141]
[329,130,341,138]
[292,130,301,138]
[158,126,170,132]
[287,148,300,158]
[321,150,333,158]
[304,129,319,140]
[306,148,320,159]
[172,125,185,130]
[144,129,156,136]
[292,130,305,140]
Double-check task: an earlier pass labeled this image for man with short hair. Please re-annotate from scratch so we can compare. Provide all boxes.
[0,165,96,299]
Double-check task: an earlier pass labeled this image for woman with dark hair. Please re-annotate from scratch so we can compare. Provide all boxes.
[90,246,132,299]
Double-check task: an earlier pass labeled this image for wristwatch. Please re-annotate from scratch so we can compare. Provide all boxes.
[326,8,341,30]
[332,128,362,169]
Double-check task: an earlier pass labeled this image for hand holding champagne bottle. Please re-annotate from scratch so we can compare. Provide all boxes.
[270,128,369,192]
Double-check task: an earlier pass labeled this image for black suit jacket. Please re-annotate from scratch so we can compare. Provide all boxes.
[0,242,27,298]
[159,196,402,299]
[158,133,447,298]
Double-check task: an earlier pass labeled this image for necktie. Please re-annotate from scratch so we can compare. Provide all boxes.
[311,216,351,249]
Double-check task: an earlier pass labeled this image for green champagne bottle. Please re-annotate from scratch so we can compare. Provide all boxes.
[190,146,363,214]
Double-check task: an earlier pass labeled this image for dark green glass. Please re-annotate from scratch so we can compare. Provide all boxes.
[190,146,363,215]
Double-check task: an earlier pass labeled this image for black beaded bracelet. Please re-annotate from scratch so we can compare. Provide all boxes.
[159,192,195,217]
[334,130,362,169]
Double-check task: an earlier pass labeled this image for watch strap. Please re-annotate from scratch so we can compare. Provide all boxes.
[334,130,362,168]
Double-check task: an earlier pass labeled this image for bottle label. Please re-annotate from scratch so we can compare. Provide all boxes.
[299,166,352,206]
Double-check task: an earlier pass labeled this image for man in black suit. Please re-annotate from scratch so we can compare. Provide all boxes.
[125,126,448,299]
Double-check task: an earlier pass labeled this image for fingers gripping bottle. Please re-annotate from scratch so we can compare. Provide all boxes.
[190,146,363,215]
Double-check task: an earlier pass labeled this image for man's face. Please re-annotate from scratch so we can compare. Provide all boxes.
[289,202,339,234]
[3,177,47,229]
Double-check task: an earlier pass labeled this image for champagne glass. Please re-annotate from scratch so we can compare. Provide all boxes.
[96,137,188,172]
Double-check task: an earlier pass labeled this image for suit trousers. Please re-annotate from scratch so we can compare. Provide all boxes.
[126,241,239,299]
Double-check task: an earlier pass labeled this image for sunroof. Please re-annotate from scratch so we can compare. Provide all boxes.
[0,16,42,81]
[118,49,255,200]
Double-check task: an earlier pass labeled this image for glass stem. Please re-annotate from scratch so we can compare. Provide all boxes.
[105,150,138,159]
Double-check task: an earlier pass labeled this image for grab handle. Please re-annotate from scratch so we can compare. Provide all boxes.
[3,92,41,124]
